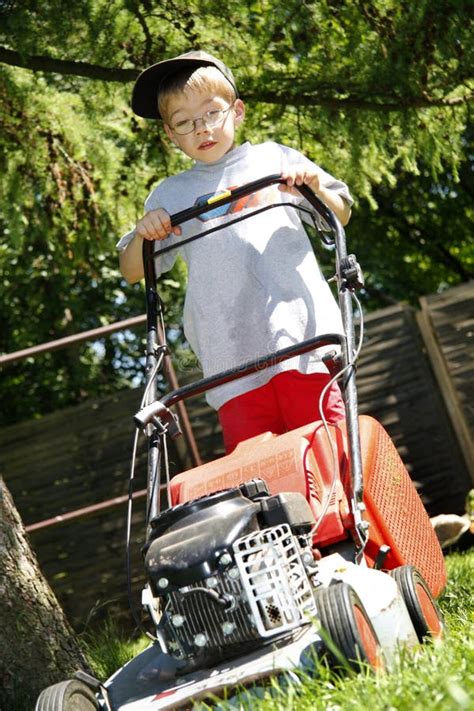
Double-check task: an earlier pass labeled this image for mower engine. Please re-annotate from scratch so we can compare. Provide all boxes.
[144,480,319,664]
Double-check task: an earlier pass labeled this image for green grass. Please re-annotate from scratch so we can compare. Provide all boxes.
[85,551,474,710]
[82,617,149,681]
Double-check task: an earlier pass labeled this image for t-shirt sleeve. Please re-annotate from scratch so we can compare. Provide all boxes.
[116,229,135,251]
[278,143,353,204]
[277,143,353,231]
[115,183,179,278]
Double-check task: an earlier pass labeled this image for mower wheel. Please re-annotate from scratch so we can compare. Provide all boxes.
[390,565,444,642]
[35,679,98,711]
[314,582,384,672]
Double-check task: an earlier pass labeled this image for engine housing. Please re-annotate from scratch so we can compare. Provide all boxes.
[144,481,318,662]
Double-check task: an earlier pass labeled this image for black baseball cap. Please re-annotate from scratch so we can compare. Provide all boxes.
[131,50,238,120]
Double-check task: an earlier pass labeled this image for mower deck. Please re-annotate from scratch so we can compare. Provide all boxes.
[103,557,419,710]
[104,625,321,710]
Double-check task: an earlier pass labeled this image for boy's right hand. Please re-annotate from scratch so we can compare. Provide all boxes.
[135,208,182,241]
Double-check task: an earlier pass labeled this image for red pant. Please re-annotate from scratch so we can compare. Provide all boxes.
[218,370,345,454]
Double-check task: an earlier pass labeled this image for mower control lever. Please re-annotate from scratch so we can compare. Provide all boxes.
[134,399,182,438]
[340,255,365,291]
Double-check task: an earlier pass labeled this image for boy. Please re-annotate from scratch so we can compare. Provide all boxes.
[118,50,353,453]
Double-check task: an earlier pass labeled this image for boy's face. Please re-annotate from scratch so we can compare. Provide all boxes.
[164,89,245,164]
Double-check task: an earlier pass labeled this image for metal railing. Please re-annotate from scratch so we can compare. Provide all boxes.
[1,314,203,532]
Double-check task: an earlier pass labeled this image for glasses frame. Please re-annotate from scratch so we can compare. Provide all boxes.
[170,104,234,136]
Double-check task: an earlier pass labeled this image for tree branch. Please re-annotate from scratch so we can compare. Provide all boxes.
[0,45,472,111]
[253,89,474,111]
[0,46,138,82]
[129,1,153,65]
[378,201,473,281]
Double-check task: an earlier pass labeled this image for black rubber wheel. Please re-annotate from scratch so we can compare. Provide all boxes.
[35,679,98,711]
[390,565,444,642]
[314,582,385,672]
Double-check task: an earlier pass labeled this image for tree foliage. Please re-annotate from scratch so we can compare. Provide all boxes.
[0,0,472,424]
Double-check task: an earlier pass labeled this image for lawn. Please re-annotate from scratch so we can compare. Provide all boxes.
[86,550,474,710]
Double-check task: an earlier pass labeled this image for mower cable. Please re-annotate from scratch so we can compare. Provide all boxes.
[162,430,172,510]
[141,347,166,409]
[153,202,333,259]
[141,309,171,522]
[125,426,159,641]
[180,587,234,609]
[157,310,173,510]
[142,348,167,525]
[125,310,175,639]
[308,289,365,545]
[348,291,370,557]
[125,346,168,643]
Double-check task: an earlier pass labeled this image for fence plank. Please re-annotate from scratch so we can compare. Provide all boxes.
[355,304,470,514]
[417,282,474,482]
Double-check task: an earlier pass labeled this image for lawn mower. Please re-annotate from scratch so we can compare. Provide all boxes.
[35,175,446,710]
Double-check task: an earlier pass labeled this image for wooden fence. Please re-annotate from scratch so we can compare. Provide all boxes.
[1,282,472,630]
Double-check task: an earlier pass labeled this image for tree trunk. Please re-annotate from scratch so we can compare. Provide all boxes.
[0,477,90,710]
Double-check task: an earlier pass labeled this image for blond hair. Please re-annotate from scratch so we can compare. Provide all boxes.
[158,66,236,123]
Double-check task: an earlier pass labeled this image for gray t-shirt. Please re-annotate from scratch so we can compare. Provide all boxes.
[118,141,353,410]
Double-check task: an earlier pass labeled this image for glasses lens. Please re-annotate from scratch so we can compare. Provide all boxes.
[174,120,194,135]
[204,109,225,128]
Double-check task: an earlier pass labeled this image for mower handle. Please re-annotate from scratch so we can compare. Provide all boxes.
[140,173,366,533]
[134,332,345,428]
[167,173,339,234]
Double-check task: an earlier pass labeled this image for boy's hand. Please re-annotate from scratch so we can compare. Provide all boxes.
[279,167,321,196]
[135,208,182,241]
[279,166,351,226]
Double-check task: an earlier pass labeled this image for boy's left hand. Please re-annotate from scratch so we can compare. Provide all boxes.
[279,167,321,196]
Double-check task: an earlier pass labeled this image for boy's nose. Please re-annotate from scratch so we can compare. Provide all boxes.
[194,117,210,134]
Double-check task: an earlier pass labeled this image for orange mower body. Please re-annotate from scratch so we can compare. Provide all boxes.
[171,415,447,598]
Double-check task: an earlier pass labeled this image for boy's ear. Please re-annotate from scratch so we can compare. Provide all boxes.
[164,123,178,145]
[234,99,245,126]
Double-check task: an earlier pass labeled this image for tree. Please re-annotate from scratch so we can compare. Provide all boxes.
[339,124,474,307]
[0,0,473,423]
[0,478,90,710]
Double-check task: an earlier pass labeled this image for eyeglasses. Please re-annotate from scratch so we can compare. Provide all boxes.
[170,105,234,135]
